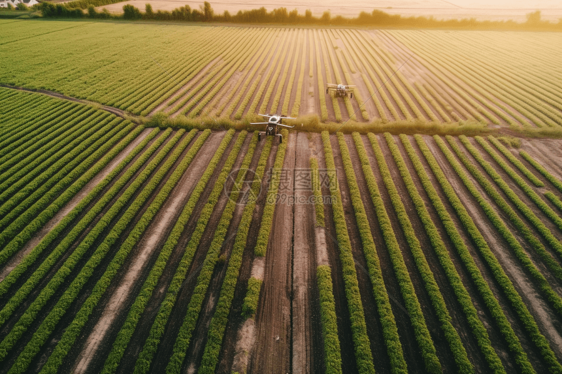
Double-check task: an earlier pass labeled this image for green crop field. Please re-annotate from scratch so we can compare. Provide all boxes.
[2,15,562,374]
[1,19,562,129]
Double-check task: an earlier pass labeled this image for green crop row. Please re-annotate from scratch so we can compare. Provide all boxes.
[321,131,376,374]
[241,277,263,319]
[138,129,243,374]
[415,134,535,374]
[317,265,343,374]
[254,130,290,257]
[0,118,124,240]
[398,134,504,373]
[0,106,98,178]
[338,30,390,122]
[217,30,278,117]
[259,31,297,115]
[133,130,241,374]
[0,102,77,158]
[367,133,443,373]
[38,129,210,374]
[239,30,291,119]
[487,136,544,187]
[546,193,562,212]
[431,135,561,373]
[443,136,562,308]
[313,31,329,122]
[102,129,238,374]
[8,128,203,374]
[272,30,300,115]
[0,127,156,299]
[0,102,85,166]
[310,157,325,227]
[0,116,119,227]
[345,133,410,374]
[0,112,112,205]
[473,136,562,230]
[520,151,562,193]
[461,136,562,258]
[0,129,189,366]
[0,122,135,265]
[381,132,472,373]
[197,133,272,374]
[321,31,355,121]
[187,32,270,118]
[290,32,307,117]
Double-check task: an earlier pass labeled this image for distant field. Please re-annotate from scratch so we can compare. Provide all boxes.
[1,19,561,129]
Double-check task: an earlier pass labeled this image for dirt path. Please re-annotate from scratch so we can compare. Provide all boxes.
[248,131,296,374]
[292,132,321,374]
[0,128,151,283]
[0,84,139,122]
[68,131,225,374]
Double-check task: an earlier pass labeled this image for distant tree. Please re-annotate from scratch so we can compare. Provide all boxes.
[87,4,97,17]
[7,2,14,10]
[191,8,202,21]
[123,4,141,19]
[304,9,312,21]
[223,10,231,22]
[144,3,154,18]
[288,9,298,22]
[320,10,331,23]
[201,1,213,21]
[100,7,110,18]
[272,7,288,22]
[526,10,542,25]
[16,2,28,11]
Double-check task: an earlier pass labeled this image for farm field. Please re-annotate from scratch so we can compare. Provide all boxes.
[1,19,562,129]
[3,89,562,373]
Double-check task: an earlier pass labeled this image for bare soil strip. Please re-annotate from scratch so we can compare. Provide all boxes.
[292,132,320,374]
[68,131,225,374]
[0,128,151,283]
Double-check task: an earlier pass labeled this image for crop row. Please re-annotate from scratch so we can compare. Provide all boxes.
[317,265,343,374]
[38,129,211,374]
[397,134,504,373]
[460,136,562,259]
[0,121,136,264]
[102,129,233,374]
[345,133,409,374]
[7,129,204,374]
[415,135,536,373]
[196,132,268,374]
[0,126,155,299]
[431,135,561,372]
[321,131,375,374]
[132,130,239,374]
[310,157,325,227]
[519,151,562,194]
[0,129,189,366]
[443,136,562,310]
[158,130,254,374]
[381,132,472,373]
